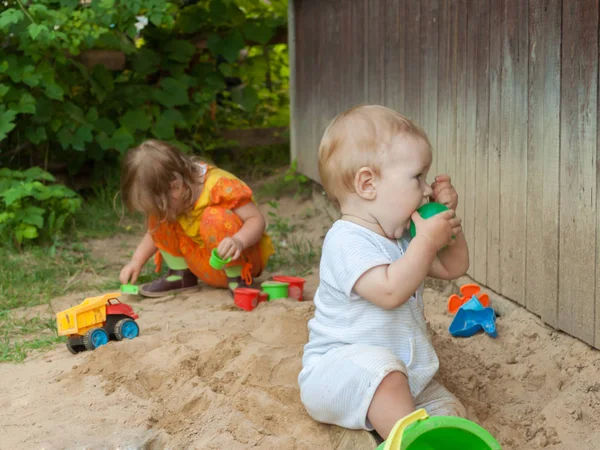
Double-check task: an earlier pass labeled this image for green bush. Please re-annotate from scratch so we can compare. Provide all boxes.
[0,0,289,173]
[0,167,81,247]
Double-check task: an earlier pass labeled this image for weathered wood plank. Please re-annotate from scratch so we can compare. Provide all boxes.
[464,0,478,277]
[436,0,451,176]
[499,0,528,303]
[471,0,490,284]
[445,0,459,185]
[526,0,561,327]
[454,0,468,249]
[486,0,502,289]
[560,0,598,345]
[384,0,406,114]
[420,0,439,179]
[405,0,421,122]
[365,0,385,104]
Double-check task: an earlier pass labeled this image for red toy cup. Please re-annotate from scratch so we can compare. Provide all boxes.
[272,276,306,301]
[233,288,260,311]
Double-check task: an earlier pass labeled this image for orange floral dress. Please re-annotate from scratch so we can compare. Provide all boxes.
[148,164,274,288]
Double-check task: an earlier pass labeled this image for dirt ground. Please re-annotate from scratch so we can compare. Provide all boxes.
[1,191,600,450]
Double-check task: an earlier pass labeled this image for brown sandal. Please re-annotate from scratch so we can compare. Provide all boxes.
[139,269,199,297]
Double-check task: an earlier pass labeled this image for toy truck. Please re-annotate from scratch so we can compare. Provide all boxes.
[56,292,140,354]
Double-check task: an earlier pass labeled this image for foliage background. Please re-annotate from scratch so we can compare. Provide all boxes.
[0,0,290,246]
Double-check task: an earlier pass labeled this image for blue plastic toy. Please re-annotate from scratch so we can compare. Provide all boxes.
[449,295,498,338]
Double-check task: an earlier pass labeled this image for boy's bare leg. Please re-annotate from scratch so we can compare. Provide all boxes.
[367,371,416,439]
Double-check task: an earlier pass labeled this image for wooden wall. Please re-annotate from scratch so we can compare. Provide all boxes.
[290,0,600,348]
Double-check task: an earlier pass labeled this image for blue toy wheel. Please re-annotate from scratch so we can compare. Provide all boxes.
[83,328,109,351]
[114,318,140,340]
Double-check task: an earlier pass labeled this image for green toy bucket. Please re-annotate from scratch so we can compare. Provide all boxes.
[261,281,289,300]
[375,409,501,450]
[209,248,232,270]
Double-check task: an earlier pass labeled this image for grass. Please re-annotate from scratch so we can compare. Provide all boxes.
[265,200,321,277]
[0,174,139,362]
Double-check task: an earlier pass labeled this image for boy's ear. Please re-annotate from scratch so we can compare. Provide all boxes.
[354,167,377,200]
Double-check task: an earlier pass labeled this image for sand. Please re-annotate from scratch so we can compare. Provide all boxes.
[1,192,600,449]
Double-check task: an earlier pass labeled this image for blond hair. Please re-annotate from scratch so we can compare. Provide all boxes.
[121,140,204,222]
[318,105,431,204]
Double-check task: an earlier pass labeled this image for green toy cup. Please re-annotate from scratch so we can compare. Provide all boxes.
[375,410,501,450]
[261,281,289,301]
[209,248,232,270]
[409,202,450,238]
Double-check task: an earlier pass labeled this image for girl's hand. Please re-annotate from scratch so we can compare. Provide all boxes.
[431,174,459,211]
[217,236,244,261]
[120,260,143,285]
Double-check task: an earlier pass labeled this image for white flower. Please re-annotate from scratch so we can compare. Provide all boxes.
[134,15,148,32]
[54,25,60,30]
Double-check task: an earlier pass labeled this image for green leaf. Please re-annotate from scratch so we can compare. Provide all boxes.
[72,125,94,151]
[19,224,39,241]
[207,30,245,63]
[218,63,234,77]
[63,102,85,122]
[91,64,114,102]
[151,109,184,140]
[0,84,9,98]
[26,126,47,144]
[95,118,116,136]
[0,9,24,31]
[0,61,8,73]
[44,82,64,101]
[150,12,163,26]
[22,207,45,229]
[22,167,54,182]
[0,106,17,141]
[131,49,161,76]
[120,110,151,132]
[86,107,99,124]
[13,93,37,115]
[57,127,74,149]
[28,24,49,40]
[242,22,275,45]
[21,66,42,87]
[98,127,134,152]
[164,40,196,63]
[153,78,189,108]
[100,0,115,8]
[231,85,259,111]
[1,187,26,206]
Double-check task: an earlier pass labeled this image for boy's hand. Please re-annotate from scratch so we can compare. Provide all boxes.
[431,174,458,211]
[217,236,244,261]
[411,209,462,251]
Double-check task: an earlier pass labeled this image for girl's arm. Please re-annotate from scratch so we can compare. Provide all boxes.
[119,233,157,284]
[231,203,266,249]
[216,203,266,260]
[132,232,158,266]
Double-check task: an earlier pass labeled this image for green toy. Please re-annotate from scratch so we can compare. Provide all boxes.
[409,202,455,240]
[209,248,232,270]
[120,284,139,295]
[261,281,289,300]
[376,409,501,450]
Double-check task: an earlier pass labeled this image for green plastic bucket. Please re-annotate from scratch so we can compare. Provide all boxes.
[261,281,289,300]
[209,248,232,270]
[376,409,501,450]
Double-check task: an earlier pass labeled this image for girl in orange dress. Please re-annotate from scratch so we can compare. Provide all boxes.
[118,140,274,297]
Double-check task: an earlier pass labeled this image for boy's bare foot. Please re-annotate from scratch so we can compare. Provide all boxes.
[329,425,380,449]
